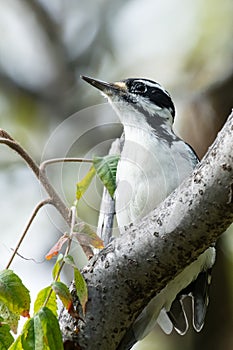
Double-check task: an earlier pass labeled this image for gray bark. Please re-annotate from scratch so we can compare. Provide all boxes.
[60,111,233,350]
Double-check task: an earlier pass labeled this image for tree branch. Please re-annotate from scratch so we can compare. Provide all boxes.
[40,157,93,173]
[0,130,70,224]
[59,111,233,349]
[0,129,93,258]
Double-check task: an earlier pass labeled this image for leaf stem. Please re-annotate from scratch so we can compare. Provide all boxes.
[43,207,77,308]
[55,206,76,282]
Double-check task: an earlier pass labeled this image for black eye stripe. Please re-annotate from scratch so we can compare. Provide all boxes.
[122,78,176,118]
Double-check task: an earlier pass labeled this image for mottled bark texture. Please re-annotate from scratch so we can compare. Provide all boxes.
[60,112,233,350]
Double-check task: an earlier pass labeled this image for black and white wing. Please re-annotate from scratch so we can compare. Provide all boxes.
[97,137,123,245]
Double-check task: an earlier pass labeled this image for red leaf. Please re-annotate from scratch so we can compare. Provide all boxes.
[74,223,104,249]
[45,235,69,260]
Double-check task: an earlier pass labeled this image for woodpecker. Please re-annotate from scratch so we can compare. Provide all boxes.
[81,75,216,348]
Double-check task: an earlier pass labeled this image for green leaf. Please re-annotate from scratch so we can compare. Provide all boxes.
[63,255,88,315]
[52,282,73,312]
[0,302,20,333]
[34,287,57,317]
[52,254,63,281]
[9,318,33,350]
[0,270,30,317]
[74,267,88,315]
[93,155,120,197]
[20,318,35,350]
[63,254,76,269]
[34,307,63,350]
[8,334,23,350]
[76,165,96,200]
[11,307,64,350]
[0,316,14,349]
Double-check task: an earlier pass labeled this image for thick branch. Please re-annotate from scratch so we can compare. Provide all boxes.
[60,111,233,349]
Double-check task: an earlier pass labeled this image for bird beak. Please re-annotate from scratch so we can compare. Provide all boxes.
[81,75,127,96]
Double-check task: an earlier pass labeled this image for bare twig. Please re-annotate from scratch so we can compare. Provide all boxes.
[0,129,92,259]
[40,157,93,173]
[6,199,52,269]
[0,131,70,223]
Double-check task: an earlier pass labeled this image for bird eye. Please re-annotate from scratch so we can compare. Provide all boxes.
[132,82,147,94]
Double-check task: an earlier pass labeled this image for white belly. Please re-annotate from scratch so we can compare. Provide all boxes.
[115,136,195,229]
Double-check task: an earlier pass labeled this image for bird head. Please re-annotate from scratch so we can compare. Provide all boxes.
[81,75,175,128]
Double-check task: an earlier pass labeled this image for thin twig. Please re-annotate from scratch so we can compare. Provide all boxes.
[0,130,93,259]
[40,157,93,173]
[0,131,70,225]
[6,199,52,269]
[54,207,80,281]
[62,206,76,269]
[70,206,77,235]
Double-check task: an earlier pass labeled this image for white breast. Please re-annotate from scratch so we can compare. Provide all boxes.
[115,124,196,229]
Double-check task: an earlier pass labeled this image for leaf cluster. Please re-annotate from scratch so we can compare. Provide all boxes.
[0,145,119,349]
